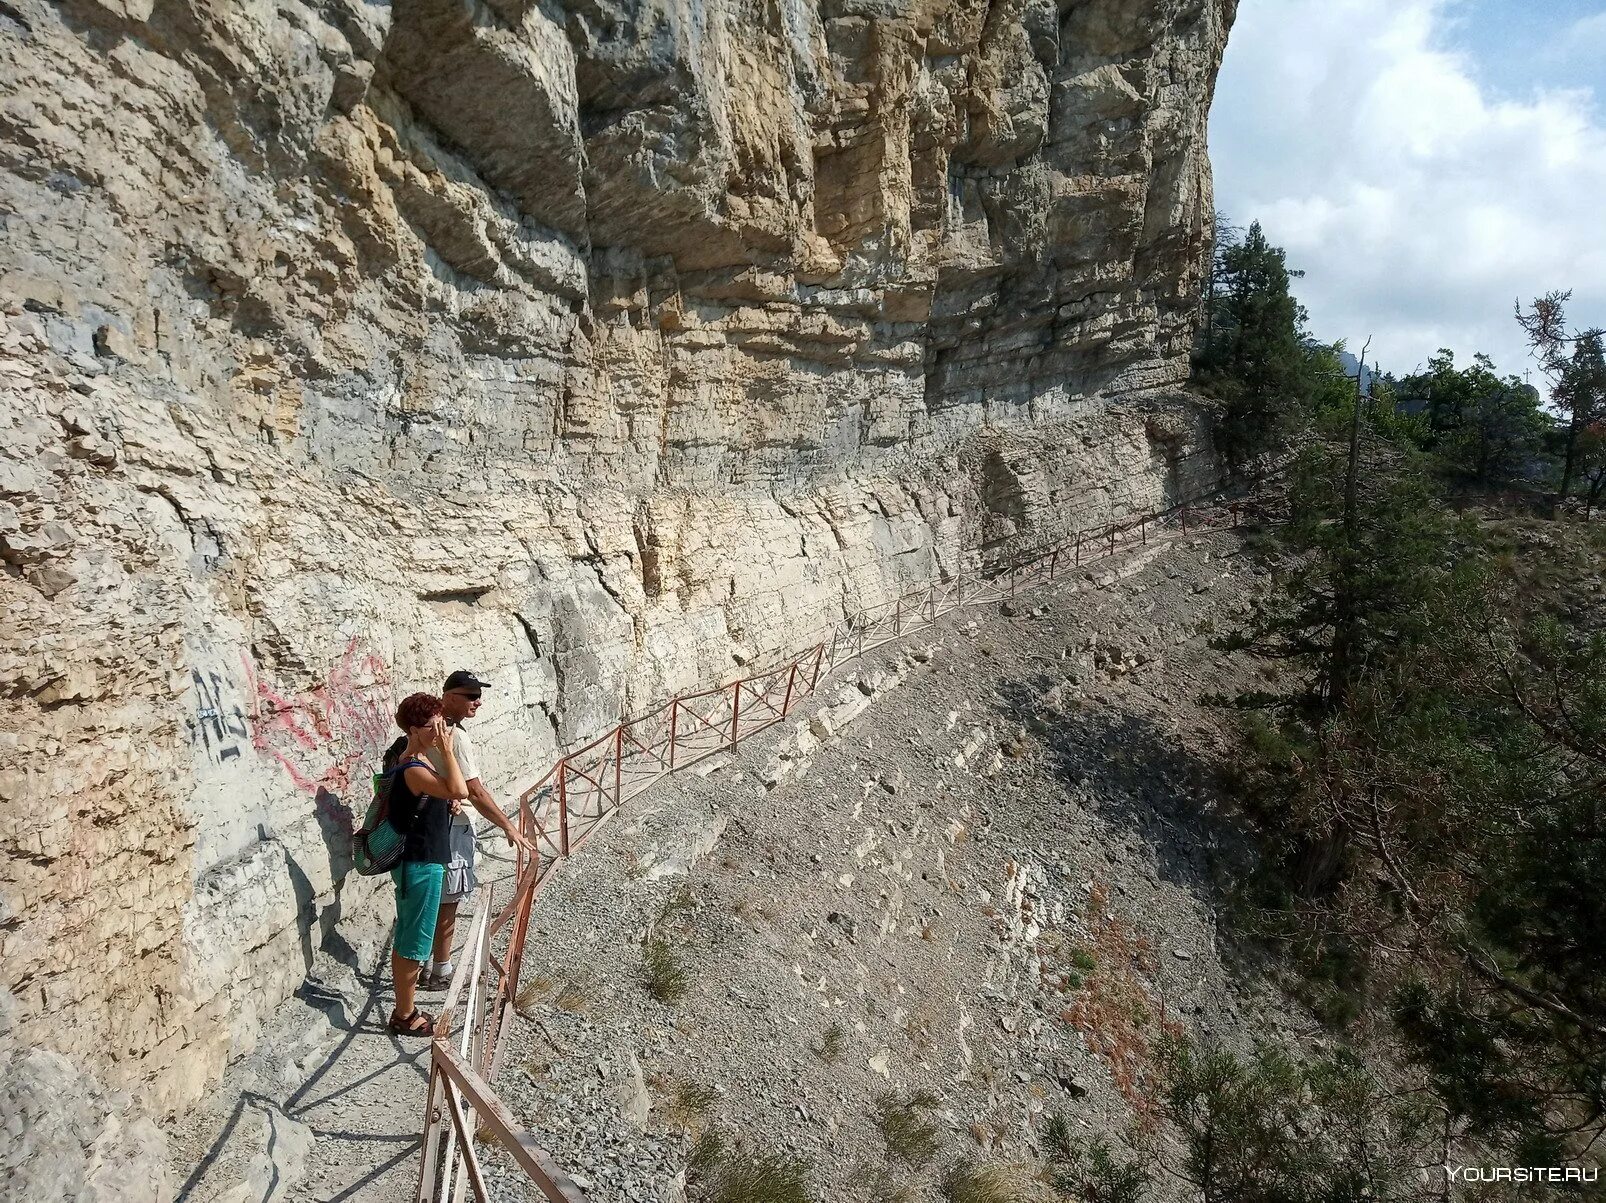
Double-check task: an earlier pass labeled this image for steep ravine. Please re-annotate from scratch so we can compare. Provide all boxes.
[481,524,1286,1203]
[0,0,1235,1193]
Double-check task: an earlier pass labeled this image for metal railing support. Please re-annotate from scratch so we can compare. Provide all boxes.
[781,663,798,717]
[612,726,623,812]
[667,699,679,770]
[556,766,569,856]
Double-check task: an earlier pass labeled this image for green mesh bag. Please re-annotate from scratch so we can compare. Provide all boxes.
[352,768,407,876]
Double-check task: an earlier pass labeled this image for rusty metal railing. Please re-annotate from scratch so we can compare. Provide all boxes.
[413,479,1285,1201]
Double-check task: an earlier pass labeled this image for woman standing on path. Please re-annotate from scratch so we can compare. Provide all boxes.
[386,693,469,1036]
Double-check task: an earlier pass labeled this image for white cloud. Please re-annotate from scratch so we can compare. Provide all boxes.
[1558,10,1606,58]
[1209,0,1606,385]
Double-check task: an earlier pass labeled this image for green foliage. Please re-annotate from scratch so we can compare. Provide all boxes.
[1194,222,1314,469]
[1516,291,1606,507]
[1161,1038,1431,1203]
[1393,349,1549,483]
[1218,413,1606,1164]
[1040,1112,1151,1203]
[873,1090,941,1167]
[1233,435,1466,721]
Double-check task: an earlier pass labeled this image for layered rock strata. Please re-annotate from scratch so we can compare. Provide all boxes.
[0,0,1234,1137]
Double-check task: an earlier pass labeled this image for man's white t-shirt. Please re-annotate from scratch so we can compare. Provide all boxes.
[426,724,480,828]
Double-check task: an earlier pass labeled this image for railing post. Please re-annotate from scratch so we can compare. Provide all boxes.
[893,598,901,636]
[613,725,623,811]
[811,642,825,688]
[668,698,679,770]
[557,763,569,856]
[781,662,798,717]
[1141,515,1147,545]
[416,1059,445,1203]
[1181,505,1189,533]
[730,679,742,749]
[1075,532,1082,566]
[1108,527,1115,556]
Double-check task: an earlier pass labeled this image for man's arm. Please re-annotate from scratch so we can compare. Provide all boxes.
[466,777,533,850]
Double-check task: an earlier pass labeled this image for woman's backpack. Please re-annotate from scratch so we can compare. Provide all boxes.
[353,761,410,876]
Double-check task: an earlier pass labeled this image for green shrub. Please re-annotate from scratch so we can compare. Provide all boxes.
[1040,1111,1151,1203]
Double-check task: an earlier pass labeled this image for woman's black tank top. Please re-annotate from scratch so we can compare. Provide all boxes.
[391,757,452,866]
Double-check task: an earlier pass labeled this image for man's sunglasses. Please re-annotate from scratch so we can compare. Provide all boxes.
[450,691,482,701]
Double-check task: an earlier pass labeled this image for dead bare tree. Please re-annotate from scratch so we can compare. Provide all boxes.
[1516,290,1606,513]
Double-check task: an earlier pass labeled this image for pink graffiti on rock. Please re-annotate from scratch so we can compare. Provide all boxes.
[242,638,393,826]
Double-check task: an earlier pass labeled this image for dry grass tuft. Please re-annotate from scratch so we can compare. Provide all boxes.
[658,1078,718,1131]
[817,1020,845,1063]
[1057,880,1182,1123]
[689,1127,726,1181]
[938,1156,1034,1203]
[552,981,587,1013]
[643,934,688,1003]
[874,1090,942,1167]
[688,1128,810,1203]
[513,975,555,1014]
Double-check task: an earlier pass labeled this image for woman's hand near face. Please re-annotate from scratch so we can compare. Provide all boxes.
[433,716,454,752]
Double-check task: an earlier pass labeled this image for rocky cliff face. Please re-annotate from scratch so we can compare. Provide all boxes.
[0,0,1234,1132]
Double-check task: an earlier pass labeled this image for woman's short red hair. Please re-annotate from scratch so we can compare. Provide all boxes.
[395,692,443,732]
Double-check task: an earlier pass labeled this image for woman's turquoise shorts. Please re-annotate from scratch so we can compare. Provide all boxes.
[391,861,444,962]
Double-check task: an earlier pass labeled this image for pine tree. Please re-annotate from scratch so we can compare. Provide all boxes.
[1193,221,1311,469]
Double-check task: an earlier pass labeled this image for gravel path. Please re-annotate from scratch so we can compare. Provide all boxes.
[168,844,527,1202]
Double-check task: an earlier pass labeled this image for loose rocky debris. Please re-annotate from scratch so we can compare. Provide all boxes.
[475,527,1298,1202]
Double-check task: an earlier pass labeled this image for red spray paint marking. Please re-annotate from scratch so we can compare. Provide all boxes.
[241,638,394,828]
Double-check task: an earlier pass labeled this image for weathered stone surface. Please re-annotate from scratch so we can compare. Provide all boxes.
[0,0,1234,1186]
[0,1041,173,1202]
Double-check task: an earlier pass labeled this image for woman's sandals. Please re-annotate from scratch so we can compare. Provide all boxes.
[388,1008,434,1037]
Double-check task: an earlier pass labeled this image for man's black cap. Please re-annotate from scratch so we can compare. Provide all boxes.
[443,669,490,692]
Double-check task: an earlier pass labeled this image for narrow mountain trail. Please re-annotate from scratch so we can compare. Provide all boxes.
[170,522,1290,1203]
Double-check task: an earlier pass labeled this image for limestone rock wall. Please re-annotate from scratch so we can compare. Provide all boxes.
[0,0,1234,1122]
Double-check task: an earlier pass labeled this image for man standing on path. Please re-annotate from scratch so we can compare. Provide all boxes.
[420,669,535,990]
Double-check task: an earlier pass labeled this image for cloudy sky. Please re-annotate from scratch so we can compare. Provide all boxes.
[1209,0,1606,386]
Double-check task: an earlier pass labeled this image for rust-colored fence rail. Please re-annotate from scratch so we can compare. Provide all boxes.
[414,479,1285,1201]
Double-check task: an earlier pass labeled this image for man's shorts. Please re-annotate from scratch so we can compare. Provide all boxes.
[391,861,445,961]
[441,822,478,905]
